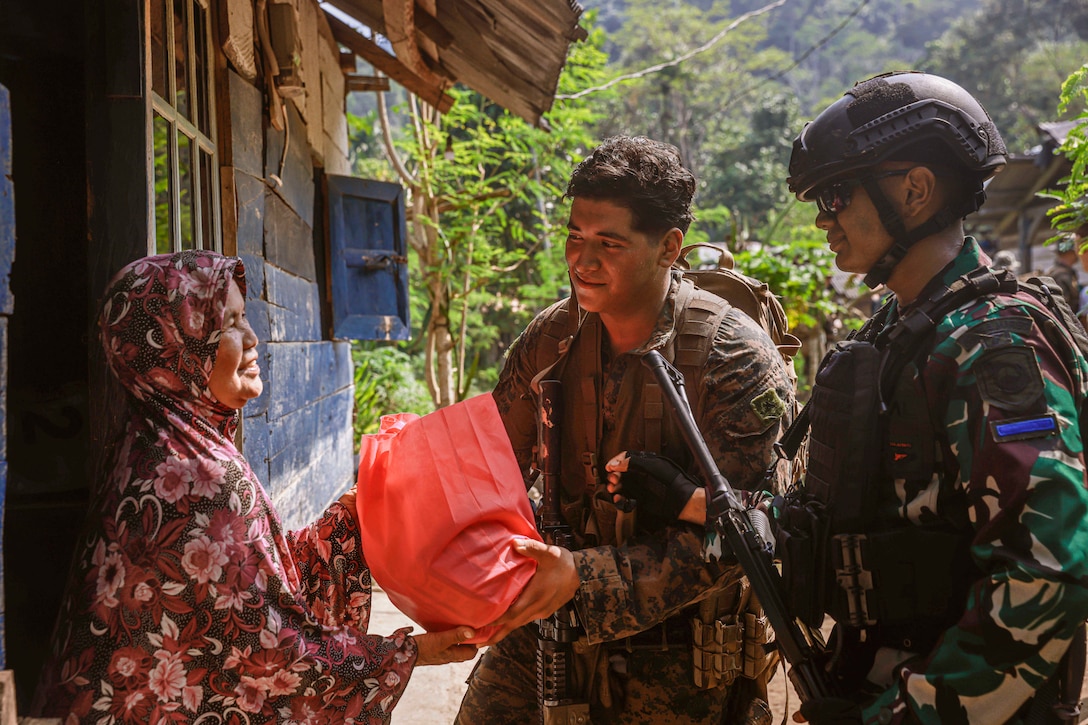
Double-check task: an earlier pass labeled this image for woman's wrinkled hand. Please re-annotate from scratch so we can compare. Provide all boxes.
[413,626,478,666]
[477,538,579,646]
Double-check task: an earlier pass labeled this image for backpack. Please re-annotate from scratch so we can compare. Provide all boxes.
[676,243,801,362]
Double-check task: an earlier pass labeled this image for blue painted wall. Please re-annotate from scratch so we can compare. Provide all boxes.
[228,70,355,530]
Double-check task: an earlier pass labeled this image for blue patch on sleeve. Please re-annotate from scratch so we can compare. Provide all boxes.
[991,414,1058,442]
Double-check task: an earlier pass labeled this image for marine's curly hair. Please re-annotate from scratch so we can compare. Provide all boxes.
[565,136,696,235]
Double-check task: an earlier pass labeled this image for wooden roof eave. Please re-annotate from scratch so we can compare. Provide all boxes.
[324,10,454,114]
[993,155,1070,237]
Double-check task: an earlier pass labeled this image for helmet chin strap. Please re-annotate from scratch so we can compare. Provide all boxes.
[860,178,984,289]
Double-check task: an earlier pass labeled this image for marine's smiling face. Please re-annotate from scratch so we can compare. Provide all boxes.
[564,197,675,320]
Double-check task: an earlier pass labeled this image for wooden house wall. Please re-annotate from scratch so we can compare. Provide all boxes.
[0,0,358,709]
[222,0,356,529]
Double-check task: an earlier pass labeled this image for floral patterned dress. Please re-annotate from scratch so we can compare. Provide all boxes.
[30,251,416,724]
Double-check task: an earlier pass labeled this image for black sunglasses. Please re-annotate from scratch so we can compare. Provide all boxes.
[814,169,912,215]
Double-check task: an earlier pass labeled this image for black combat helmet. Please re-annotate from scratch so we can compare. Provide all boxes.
[787,71,1008,287]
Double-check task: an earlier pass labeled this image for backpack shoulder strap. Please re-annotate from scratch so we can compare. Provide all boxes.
[778,267,1017,463]
[530,296,583,394]
[644,279,732,453]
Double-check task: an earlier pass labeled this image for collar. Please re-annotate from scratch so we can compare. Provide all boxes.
[893,237,984,316]
[629,269,684,356]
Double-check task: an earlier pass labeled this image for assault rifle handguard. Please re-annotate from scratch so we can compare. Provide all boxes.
[642,350,833,703]
[535,379,591,725]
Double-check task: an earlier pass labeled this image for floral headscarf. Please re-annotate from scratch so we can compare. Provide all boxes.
[31,251,417,724]
[99,251,245,435]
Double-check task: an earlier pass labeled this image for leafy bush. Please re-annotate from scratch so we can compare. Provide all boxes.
[352,345,433,446]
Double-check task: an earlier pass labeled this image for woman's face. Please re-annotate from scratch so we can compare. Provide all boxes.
[208,278,262,409]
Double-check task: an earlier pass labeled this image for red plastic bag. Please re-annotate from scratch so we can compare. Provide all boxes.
[356,393,541,642]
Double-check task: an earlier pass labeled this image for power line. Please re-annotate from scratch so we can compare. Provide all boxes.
[720,0,873,107]
[555,0,789,101]
[555,0,872,103]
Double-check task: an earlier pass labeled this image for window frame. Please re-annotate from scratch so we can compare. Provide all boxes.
[145,0,222,254]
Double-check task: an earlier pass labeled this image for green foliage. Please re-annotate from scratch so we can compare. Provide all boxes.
[699,88,802,228]
[346,17,612,406]
[341,1,1086,409]
[351,345,433,444]
[920,0,1088,153]
[1042,63,1088,237]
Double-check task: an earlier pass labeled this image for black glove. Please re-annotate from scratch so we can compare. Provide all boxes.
[610,451,700,520]
[799,697,863,724]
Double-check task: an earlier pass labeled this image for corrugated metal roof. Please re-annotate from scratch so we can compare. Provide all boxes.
[966,151,1071,248]
[324,0,585,128]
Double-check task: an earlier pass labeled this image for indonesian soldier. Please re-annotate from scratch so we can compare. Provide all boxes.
[781,71,1088,723]
[454,136,795,724]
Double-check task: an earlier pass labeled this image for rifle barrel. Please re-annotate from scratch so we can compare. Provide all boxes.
[642,350,833,701]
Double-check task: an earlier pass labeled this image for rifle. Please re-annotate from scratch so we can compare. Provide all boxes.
[535,379,591,725]
[642,350,833,703]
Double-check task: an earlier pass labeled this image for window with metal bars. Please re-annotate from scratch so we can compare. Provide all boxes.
[149,0,221,253]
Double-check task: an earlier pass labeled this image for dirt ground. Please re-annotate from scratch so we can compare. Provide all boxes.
[377,588,1087,724]
[766,662,800,722]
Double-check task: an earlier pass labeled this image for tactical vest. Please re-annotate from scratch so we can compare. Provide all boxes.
[778,266,1088,654]
[531,276,731,545]
[529,277,780,691]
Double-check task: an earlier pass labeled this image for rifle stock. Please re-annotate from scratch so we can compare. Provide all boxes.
[641,350,833,702]
[535,379,591,724]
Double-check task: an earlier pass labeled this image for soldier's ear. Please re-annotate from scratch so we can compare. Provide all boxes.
[902,166,939,220]
[659,228,683,268]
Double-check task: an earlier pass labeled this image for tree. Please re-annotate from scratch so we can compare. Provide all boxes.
[921,0,1088,152]
[1043,63,1088,238]
[351,22,612,408]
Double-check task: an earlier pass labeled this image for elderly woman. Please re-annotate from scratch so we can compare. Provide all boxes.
[31,251,474,723]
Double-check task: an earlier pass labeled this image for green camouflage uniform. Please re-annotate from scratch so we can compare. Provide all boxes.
[838,239,1088,724]
[456,270,794,724]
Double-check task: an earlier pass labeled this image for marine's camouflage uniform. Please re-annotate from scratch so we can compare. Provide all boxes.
[840,239,1088,724]
[455,270,794,724]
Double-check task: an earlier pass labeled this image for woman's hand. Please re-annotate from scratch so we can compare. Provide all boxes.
[477,538,579,646]
[413,627,478,666]
[337,485,357,514]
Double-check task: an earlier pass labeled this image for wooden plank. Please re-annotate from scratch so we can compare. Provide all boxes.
[264,264,322,341]
[324,12,454,114]
[266,340,352,419]
[382,0,445,89]
[264,100,315,226]
[228,70,265,178]
[246,296,272,348]
[0,317,5,673]
[86,1,151,470]
[264,190,316,280]
[103,0,143,97]
[297,0,324,162]
[0,85,13,316]
[320,38,349,171]
[323,0,454,50]
[0,669,17,725]
[222,0,258,81]
[240,410,271,489]
[267,386,354,521]
[220,165,239,256]
[234,170,266,258]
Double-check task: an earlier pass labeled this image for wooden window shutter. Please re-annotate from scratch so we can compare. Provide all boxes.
[324,175,410,340]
